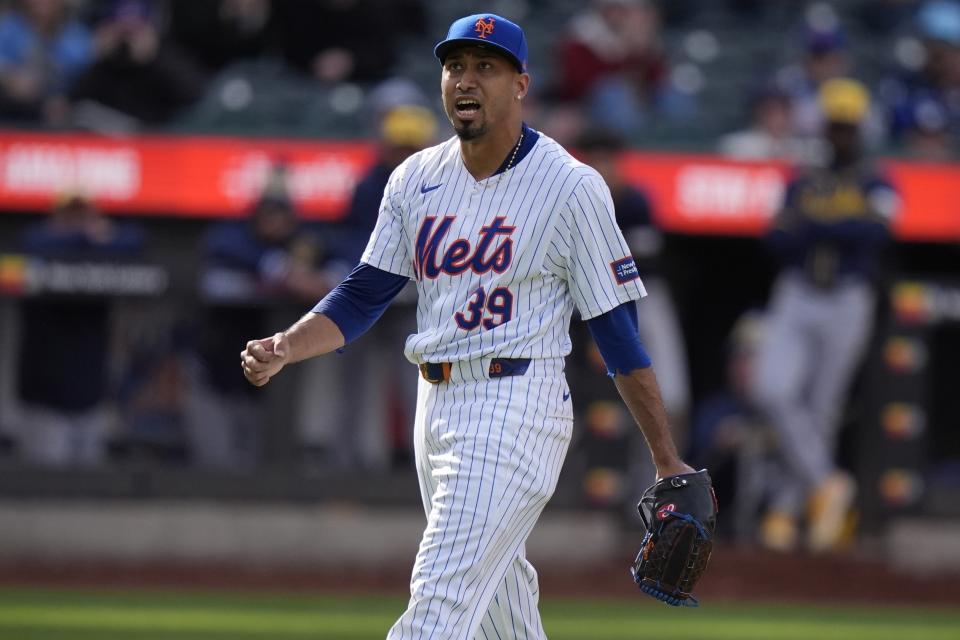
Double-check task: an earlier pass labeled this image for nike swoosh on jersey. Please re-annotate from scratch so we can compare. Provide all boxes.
[420,183,443,194]
[563,391,570,401]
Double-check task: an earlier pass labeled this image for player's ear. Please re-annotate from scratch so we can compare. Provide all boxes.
[515,73,530,102]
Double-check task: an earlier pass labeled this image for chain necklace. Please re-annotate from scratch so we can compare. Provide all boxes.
[504,128,524,172]
[488,128,524,187]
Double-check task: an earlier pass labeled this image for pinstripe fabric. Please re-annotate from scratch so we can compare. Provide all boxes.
[366,129,646,639]
[360,132,646,367]
[387,363,572,640]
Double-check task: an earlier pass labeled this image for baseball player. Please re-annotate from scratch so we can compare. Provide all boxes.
[752,78,898,553]
[241,14,694,639]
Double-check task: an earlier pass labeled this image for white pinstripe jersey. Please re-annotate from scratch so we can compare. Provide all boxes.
[361,129,647,365]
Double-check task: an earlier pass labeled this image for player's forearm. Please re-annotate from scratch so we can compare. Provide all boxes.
[614,366,684,473]
[282,312,345,363]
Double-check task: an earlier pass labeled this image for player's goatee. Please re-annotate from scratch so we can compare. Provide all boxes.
[455,122,487,141]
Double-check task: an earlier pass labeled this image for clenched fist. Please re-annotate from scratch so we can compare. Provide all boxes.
[240,332,290,386]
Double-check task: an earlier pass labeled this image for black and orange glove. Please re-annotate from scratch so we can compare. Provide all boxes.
[630,469,717,607]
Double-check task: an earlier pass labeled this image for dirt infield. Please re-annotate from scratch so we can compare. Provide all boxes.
[2,545,958,607]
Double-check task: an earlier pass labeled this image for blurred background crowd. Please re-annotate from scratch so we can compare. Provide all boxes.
[0,0,959,558]
[0,0,958,155]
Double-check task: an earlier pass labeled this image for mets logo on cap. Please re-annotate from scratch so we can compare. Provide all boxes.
[474,16,495,38]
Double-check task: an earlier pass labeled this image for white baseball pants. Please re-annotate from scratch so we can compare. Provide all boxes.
[388,357,573,640]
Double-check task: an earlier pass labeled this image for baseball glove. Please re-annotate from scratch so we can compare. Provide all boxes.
[630,469,717,607]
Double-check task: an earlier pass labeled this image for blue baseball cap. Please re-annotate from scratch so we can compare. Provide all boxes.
[434,14,528,72]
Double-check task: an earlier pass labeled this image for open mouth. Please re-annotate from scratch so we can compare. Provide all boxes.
[455,97,481,120]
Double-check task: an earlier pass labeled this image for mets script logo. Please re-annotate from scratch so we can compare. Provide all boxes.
[474,16,495,38]
[413,215,515,280]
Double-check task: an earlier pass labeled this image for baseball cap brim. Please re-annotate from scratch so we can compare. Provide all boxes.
[434,39,525,72]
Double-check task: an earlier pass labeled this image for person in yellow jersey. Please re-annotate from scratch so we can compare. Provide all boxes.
[752,79,900,553]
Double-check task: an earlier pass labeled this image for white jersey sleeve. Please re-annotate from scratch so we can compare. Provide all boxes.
[360,163,414,279]
[556,172,647,319]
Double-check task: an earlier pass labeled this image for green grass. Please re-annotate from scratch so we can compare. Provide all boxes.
[0,587,958,640]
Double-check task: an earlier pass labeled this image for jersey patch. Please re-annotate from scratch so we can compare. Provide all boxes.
[610,257,640,285]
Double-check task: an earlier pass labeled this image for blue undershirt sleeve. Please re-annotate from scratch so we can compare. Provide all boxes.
[586,301,653,376]
[312,262,409,344]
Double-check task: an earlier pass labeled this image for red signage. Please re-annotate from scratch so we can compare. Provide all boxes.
[0,130,375,220]
[0,130,957,241]
[620,154,791,236]
[620,153,960,241]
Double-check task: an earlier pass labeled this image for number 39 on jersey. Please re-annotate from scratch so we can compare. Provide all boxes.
[414,215,516,332]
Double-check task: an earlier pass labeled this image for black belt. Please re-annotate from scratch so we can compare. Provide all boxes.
[419,358,531,384]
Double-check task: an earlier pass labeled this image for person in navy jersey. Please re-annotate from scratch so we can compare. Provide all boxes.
[688,311,774,542]
[15,193,144,467]
[752,78,899,553]
[197,190,332,469]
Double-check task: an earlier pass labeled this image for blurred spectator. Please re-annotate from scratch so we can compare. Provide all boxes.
[201,192,333,304]
[555,0,694,134]
[751,79,899,553]
[658,0,769,26]
[855,0,920,37]
[69,0,205,128]
[273,0,426,85]
[776,4,886,147]
[15,193,144,467]
[196,184,333,469]
[342,105,437,256]
[574,128,691,497]
[718,86,825,163]
[167,0,279,74]
[0,0,92,125]
[296,105,434,471]
[116,331,195,463]
[365,77,432,131]
[776,6,852,138]
[688,311,775,541]
[902,97,955,159]
[575,127,690,428]
[882,0,960,145]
